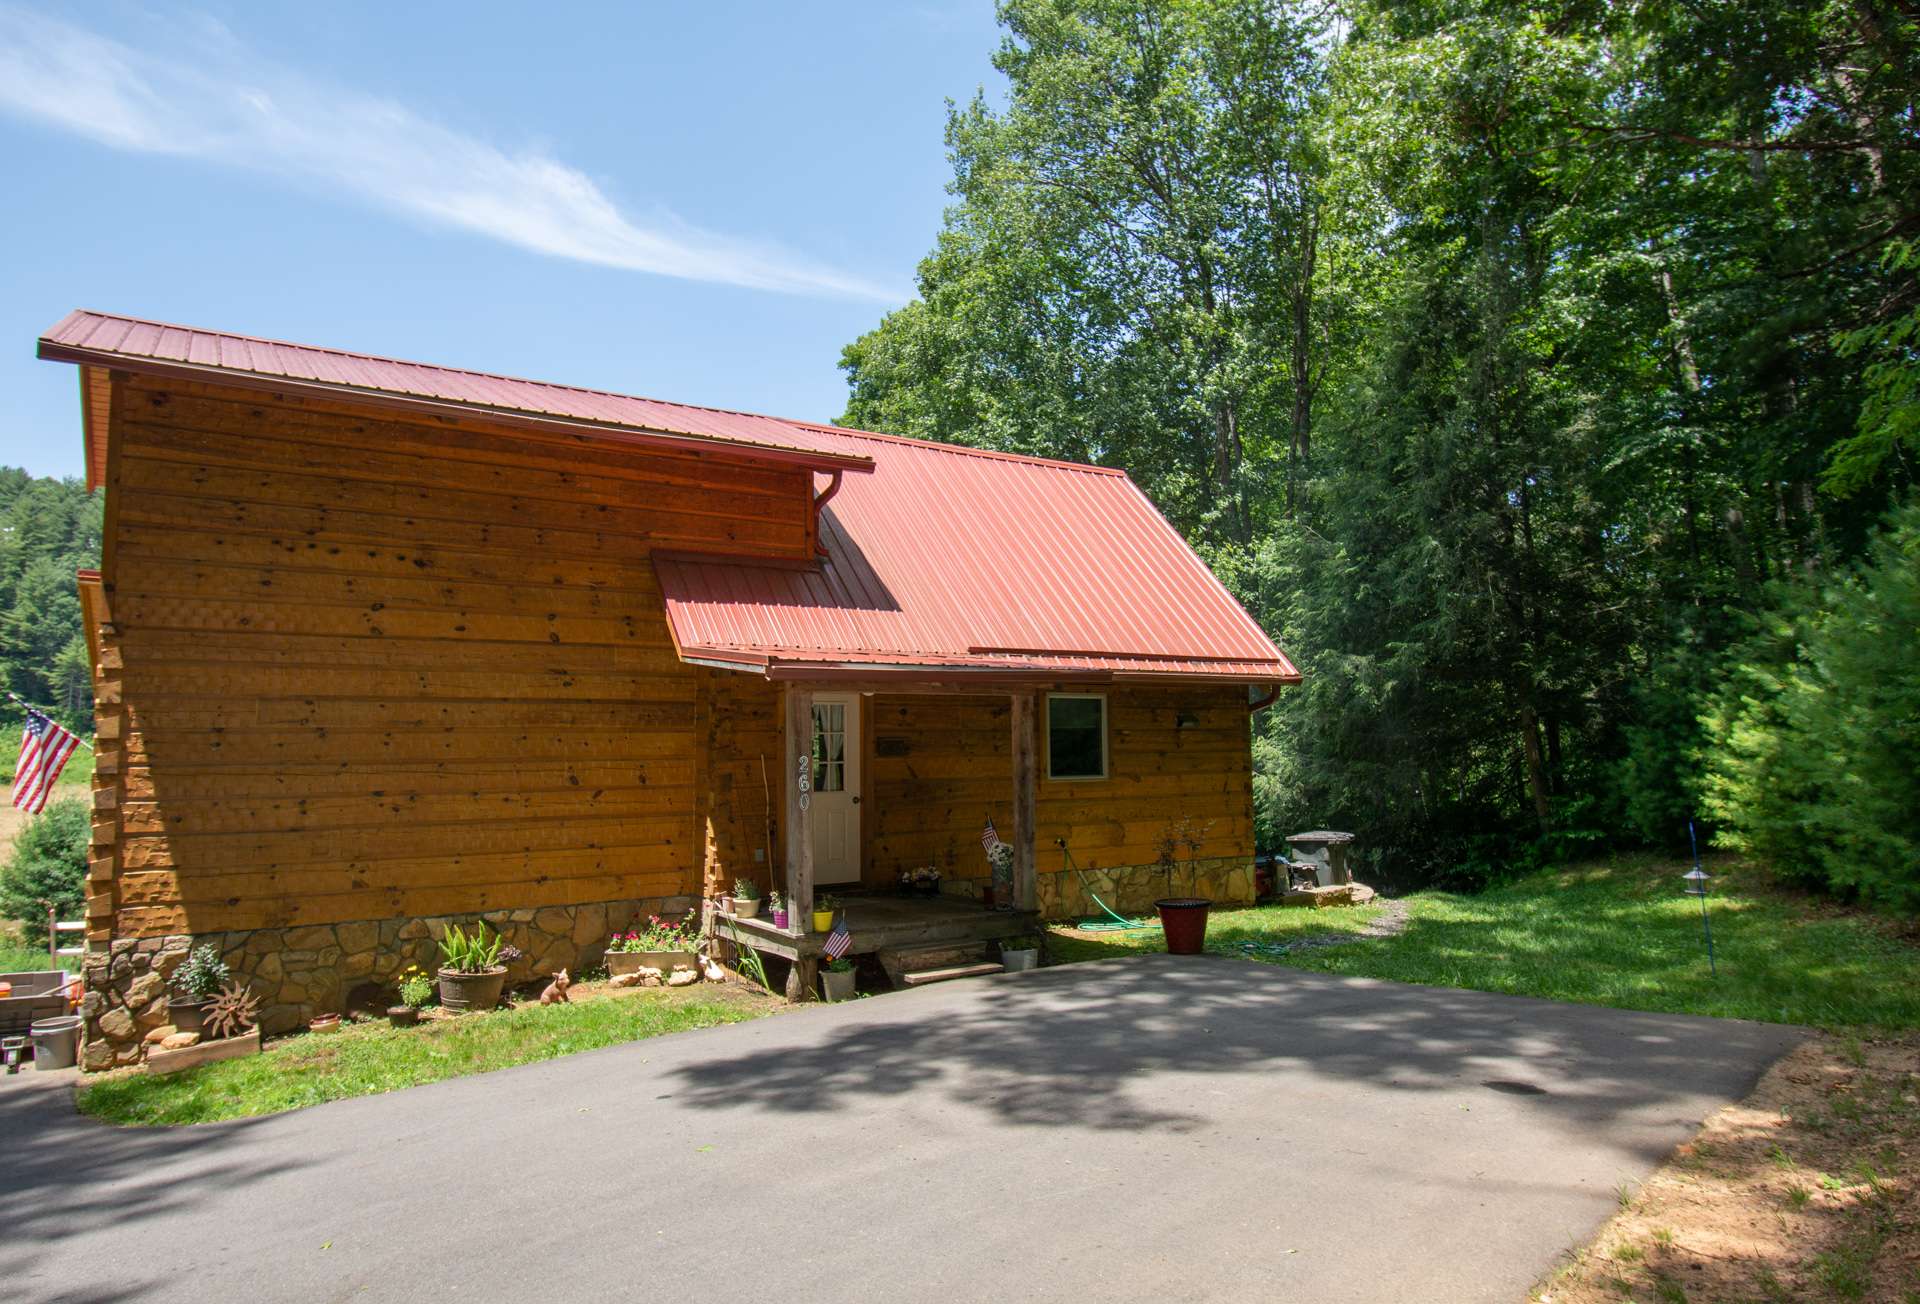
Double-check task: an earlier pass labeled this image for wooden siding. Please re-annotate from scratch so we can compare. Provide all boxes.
[865,685,1253,885]
[100,374,812,938]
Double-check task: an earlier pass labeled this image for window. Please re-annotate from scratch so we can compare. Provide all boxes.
[1046,693,1107,781]
[811,702,847,792]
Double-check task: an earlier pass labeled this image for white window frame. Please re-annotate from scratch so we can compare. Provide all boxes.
[1045,691,1109,782]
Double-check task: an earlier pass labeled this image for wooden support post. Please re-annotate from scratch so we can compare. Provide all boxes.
[785,955,819,1003]
[1010,691,1038,913]
[783,684,817,1000]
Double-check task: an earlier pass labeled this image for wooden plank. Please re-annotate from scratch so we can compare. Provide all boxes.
[144,1026,261,1075]
[1010,691,1038,912]
[123,377,811,501]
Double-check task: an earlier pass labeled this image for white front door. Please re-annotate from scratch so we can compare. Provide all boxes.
[809,693,861,885]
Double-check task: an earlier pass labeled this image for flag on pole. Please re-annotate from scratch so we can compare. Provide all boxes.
[822,917,853,961]
[981,817,1001,853]
[12,711,81,814]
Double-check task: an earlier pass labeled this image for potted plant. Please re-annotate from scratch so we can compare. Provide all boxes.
[1000,937,1041,972]
[1153,817,1216,956]
[811,894,838,933]
[389,965,433,1027]
[436,922,508,1011]
[168,944,230,1034]
[733,879,762,919]
[897,866,942,898]
[605,914,701,981]
[769,890,788,930]
[820,956,857,1002]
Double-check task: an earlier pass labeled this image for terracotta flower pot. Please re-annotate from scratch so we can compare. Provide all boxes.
[437,966,507,1012]
[309,1014,341,1034]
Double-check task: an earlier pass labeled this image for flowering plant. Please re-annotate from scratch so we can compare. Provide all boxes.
[608,913,699,954]
[897,866,942,888]
[397,965,434,1009]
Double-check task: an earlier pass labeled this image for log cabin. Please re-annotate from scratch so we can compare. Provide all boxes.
[37,310,1299,1067]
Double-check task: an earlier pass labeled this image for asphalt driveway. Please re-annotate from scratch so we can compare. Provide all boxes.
[0,955,1801,1303]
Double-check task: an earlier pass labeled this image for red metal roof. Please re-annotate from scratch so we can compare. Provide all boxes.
[658,427,1298,684]
[38,310,873,477]
[40,309,1295,684]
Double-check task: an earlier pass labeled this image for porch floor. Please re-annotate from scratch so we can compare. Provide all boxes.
[712,894,1039,962]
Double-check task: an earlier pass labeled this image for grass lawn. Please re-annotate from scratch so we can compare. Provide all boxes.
[77,979,781,1127]
[1050,854,1920,1030]
[0,942,80,975]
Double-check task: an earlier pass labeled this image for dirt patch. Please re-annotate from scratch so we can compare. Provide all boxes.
[1538,1033,1919,1303]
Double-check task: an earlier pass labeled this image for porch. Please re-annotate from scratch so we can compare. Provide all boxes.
[713,895,1041,997]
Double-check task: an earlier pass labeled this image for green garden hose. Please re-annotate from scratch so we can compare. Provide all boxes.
[1058,842,1155,932]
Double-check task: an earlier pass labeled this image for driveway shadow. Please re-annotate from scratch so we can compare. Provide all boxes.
[668,955,1802,1135]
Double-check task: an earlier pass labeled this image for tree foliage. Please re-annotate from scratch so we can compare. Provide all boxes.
[841,0,1919,891]
[1,467,101,727]
[0,795,91,945]
[1701,503,1920,909]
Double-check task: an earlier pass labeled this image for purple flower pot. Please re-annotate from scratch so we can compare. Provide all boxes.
[771,909,789,929]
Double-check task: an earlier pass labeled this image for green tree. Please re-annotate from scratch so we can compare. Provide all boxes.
[0,795,91,945]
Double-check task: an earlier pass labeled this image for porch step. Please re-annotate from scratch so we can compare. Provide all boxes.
[877,942,1003,990]
[901,962,1006,987]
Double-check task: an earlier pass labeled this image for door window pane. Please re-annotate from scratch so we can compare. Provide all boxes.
[812,703,846,792]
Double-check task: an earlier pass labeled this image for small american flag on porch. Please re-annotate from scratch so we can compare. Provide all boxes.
[12,710,81,815]
[981,817,1001,853]
[822,917,852,961]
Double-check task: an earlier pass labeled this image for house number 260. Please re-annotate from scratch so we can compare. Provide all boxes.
[796,752,811,812]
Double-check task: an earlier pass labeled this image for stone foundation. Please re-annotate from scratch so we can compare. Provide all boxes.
[938,856,1255,920]
[81,894,695,1070]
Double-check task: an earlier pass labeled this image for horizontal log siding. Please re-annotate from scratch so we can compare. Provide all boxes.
[103,375,812,938]
[697,670,784,900]
[866,686,1253,886]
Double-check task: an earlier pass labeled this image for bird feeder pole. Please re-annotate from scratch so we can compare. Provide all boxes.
[1684,821,1716,977]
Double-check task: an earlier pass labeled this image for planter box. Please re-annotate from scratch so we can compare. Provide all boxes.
[606,950,698,980]
[146,1026,262,1076]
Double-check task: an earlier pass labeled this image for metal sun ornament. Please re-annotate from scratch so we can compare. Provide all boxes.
[1684,821,1717,977]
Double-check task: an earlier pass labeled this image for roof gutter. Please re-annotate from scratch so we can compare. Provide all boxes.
[1248,682,1283,714]
[37,340,877,478]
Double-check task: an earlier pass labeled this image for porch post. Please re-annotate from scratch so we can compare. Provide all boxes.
[783,684,818,1001]
[1010,691,1038,913]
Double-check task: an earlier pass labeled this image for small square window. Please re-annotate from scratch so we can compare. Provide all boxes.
[1046,694,1107,781]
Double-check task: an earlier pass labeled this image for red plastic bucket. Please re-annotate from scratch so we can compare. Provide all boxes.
[1155,898,1212,955]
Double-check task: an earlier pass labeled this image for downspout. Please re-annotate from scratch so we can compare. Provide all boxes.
[812,470,843,557]
[1248,683,1281,715]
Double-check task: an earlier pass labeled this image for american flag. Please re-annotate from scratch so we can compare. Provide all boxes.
[822,917,852,961]
[981,817,1001,853]
[12,711,81,815]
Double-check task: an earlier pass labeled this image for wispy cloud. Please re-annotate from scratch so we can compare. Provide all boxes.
[0,6,903,302]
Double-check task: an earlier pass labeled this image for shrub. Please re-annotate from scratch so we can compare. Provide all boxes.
[1702,502,1920,910]
[171,944,230,1001]
[0,794,90,944]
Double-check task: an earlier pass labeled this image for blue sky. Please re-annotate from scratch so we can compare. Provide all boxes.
[0,2,1004,479]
